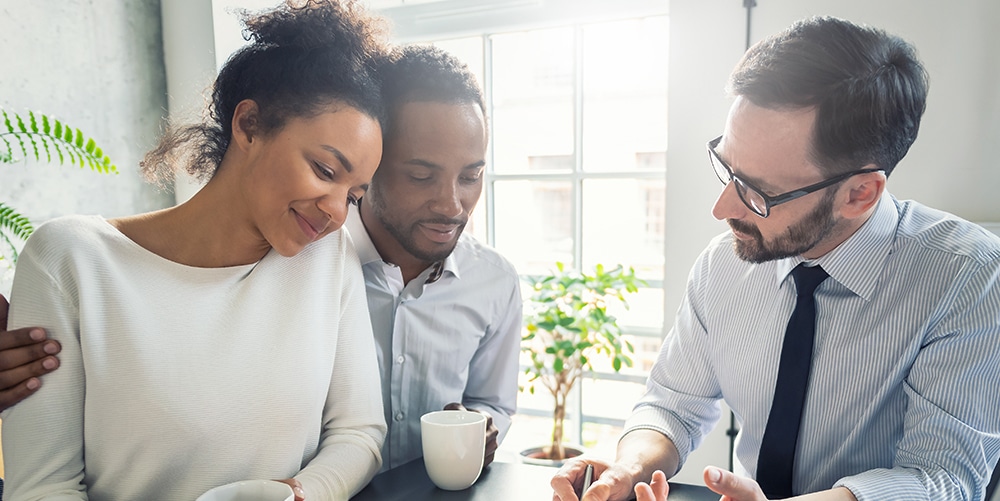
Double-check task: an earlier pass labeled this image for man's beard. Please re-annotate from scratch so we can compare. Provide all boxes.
[369,185,464,263]
[728,189,838,263]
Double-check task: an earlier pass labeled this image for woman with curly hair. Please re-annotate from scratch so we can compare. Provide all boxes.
[2,2,389,499]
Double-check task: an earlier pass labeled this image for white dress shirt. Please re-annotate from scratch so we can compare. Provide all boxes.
[345,206,522,470]
[626,193,1000,500]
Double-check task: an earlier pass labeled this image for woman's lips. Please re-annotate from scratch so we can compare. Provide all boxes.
[293,210,323,241]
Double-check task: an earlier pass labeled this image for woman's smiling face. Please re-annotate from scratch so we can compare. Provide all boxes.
[240,101,383,257]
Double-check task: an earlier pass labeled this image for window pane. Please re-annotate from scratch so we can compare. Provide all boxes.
[581,178,664,279]
[581,378,647,422]
[581,17,668,173]
[494,180,574,274]
[491,27,575,174]
[609,287,665,333]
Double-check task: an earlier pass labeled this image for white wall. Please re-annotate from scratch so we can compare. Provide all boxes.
[0,0,174,295]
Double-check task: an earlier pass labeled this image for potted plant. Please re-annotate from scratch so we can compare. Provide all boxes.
[1,108,117,265]
[520,262,642,464]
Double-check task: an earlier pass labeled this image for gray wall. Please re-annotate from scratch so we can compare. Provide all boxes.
[0,0,173,294]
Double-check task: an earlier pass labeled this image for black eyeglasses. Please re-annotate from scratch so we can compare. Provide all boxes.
[707,136,882,218]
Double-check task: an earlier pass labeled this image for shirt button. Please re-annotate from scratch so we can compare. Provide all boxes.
[396,355,405,364]
[395,413,404,422]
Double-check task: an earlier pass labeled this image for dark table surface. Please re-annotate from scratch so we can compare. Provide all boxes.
[351,458,717,501]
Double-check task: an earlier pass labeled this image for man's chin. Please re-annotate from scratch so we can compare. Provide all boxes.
[406,237,460,264]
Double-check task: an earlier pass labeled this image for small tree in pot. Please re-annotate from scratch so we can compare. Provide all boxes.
[521,262,642,461]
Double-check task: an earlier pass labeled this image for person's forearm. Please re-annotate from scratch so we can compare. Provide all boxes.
[795,487,857,501]
[615,429,681,485]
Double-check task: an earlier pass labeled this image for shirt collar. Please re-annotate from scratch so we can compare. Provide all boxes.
[772,191,899,300]
[344,205,384,266]
[344,204,462,282]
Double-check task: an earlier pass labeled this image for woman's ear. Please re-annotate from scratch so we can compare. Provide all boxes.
[231,99,260,151]
[839,167,886,219]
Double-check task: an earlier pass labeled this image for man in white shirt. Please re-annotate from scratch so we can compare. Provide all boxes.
[353,44,521,470]
[0,44,521,472]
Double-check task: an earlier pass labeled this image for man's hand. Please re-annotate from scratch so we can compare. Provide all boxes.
[443,402,499,469]
[703,467,858,501]
[551,458,648,501]
[703,466,767,501]
[0,294,61,412]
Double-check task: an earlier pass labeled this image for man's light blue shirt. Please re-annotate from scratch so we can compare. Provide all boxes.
[345,206,522,471]
[626,193,1000,500]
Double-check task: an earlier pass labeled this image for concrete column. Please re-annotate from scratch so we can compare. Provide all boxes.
[160,0,217,204]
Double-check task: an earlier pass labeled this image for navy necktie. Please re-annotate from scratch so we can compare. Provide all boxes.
[757,263,829,499]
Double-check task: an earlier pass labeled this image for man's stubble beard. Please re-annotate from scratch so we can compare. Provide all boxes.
[729,189,839,264]
[368,182,464,264]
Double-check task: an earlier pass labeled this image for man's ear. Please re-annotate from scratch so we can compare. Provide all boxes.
[839,167,886,219]
[231,99,260,151]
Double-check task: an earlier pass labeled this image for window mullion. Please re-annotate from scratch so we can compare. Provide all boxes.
[483,33,497,247]
[571,22,586,448]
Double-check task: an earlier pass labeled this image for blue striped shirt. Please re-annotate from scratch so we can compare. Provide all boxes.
[625,193,1000,500]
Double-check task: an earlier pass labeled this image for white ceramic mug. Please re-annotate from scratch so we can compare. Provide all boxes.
[420,410,487,490]
[195,479,294,501]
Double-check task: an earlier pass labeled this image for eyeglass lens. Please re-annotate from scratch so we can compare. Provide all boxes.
[711,150,769,217]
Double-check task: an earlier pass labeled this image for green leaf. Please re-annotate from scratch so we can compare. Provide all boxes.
[27,134,40,161]
[0,202,35,242]
[54,119,63,138]
[29,111,39,133]
[0,231,19,263]
[2,110,12,133]
[74,128,84,148]
[85,138,95,154]
[0,135,13,163]
[612,357,622,371]
[42,114,50,134]
[553,357,564,373]
[16,114,27,133]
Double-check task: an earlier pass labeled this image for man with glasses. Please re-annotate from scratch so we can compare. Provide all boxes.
[552,16,1000,501]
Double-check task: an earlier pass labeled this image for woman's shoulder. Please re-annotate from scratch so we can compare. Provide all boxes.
[21,215,119,264]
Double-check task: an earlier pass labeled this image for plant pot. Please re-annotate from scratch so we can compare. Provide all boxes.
[518,444,586,468]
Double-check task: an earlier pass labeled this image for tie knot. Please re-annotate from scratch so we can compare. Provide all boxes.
[791,263,828,298]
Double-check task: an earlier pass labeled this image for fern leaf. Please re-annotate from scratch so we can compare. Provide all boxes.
[0,135,13,163]
[0,109,118,174]
[39,135,52,163]
[0,231,19,264]
[27,133,40,161]
[0,203,35,242]
[52,140,66,164]
[15,134,27,159]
